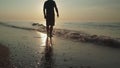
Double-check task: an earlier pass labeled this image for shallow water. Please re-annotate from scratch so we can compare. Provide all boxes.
[55,22,120,38]
[0,25,46,67]
[1,21,120,38]
[0,25,120,68]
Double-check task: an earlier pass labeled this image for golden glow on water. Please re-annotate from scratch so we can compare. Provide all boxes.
[36,32,47,47]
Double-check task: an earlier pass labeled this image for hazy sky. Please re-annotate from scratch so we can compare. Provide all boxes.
[0,0,120,22]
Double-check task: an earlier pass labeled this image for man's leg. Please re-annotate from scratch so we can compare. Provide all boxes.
[50,26,53,37]
[46,26,49,36]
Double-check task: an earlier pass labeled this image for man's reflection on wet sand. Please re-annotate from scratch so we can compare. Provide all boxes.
[41,37,54,68]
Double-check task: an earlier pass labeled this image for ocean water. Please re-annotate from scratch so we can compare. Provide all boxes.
[1,21,120,38]
[56,22,120,38]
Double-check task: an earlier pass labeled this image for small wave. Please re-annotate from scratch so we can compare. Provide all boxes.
[33,23,120,48]
[53,29,120,48]
[0,22,120,48]
[0,22,35,30]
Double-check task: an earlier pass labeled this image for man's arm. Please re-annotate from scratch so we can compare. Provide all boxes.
[54,2,59,17]
[43,2,46,19]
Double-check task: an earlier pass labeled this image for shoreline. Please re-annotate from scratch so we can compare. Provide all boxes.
[32,23,120,47]
[0,22,120,48]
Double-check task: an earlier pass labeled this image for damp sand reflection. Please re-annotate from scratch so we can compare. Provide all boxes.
[40,37,54,68]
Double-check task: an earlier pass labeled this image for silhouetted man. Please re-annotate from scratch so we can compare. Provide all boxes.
[43,0,59,37]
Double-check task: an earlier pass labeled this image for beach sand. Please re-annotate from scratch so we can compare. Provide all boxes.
[0,25,120,68]
[0,44,12,68]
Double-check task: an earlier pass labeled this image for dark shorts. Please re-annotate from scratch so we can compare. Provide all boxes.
[46,15,55,26]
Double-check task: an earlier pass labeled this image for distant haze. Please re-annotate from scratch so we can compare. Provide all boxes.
[0,0,120,22]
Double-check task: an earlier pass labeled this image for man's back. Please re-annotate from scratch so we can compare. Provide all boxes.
[44,0,56,15]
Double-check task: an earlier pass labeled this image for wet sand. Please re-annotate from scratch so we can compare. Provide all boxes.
[0,25,120,68]
[0,44,12,68]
